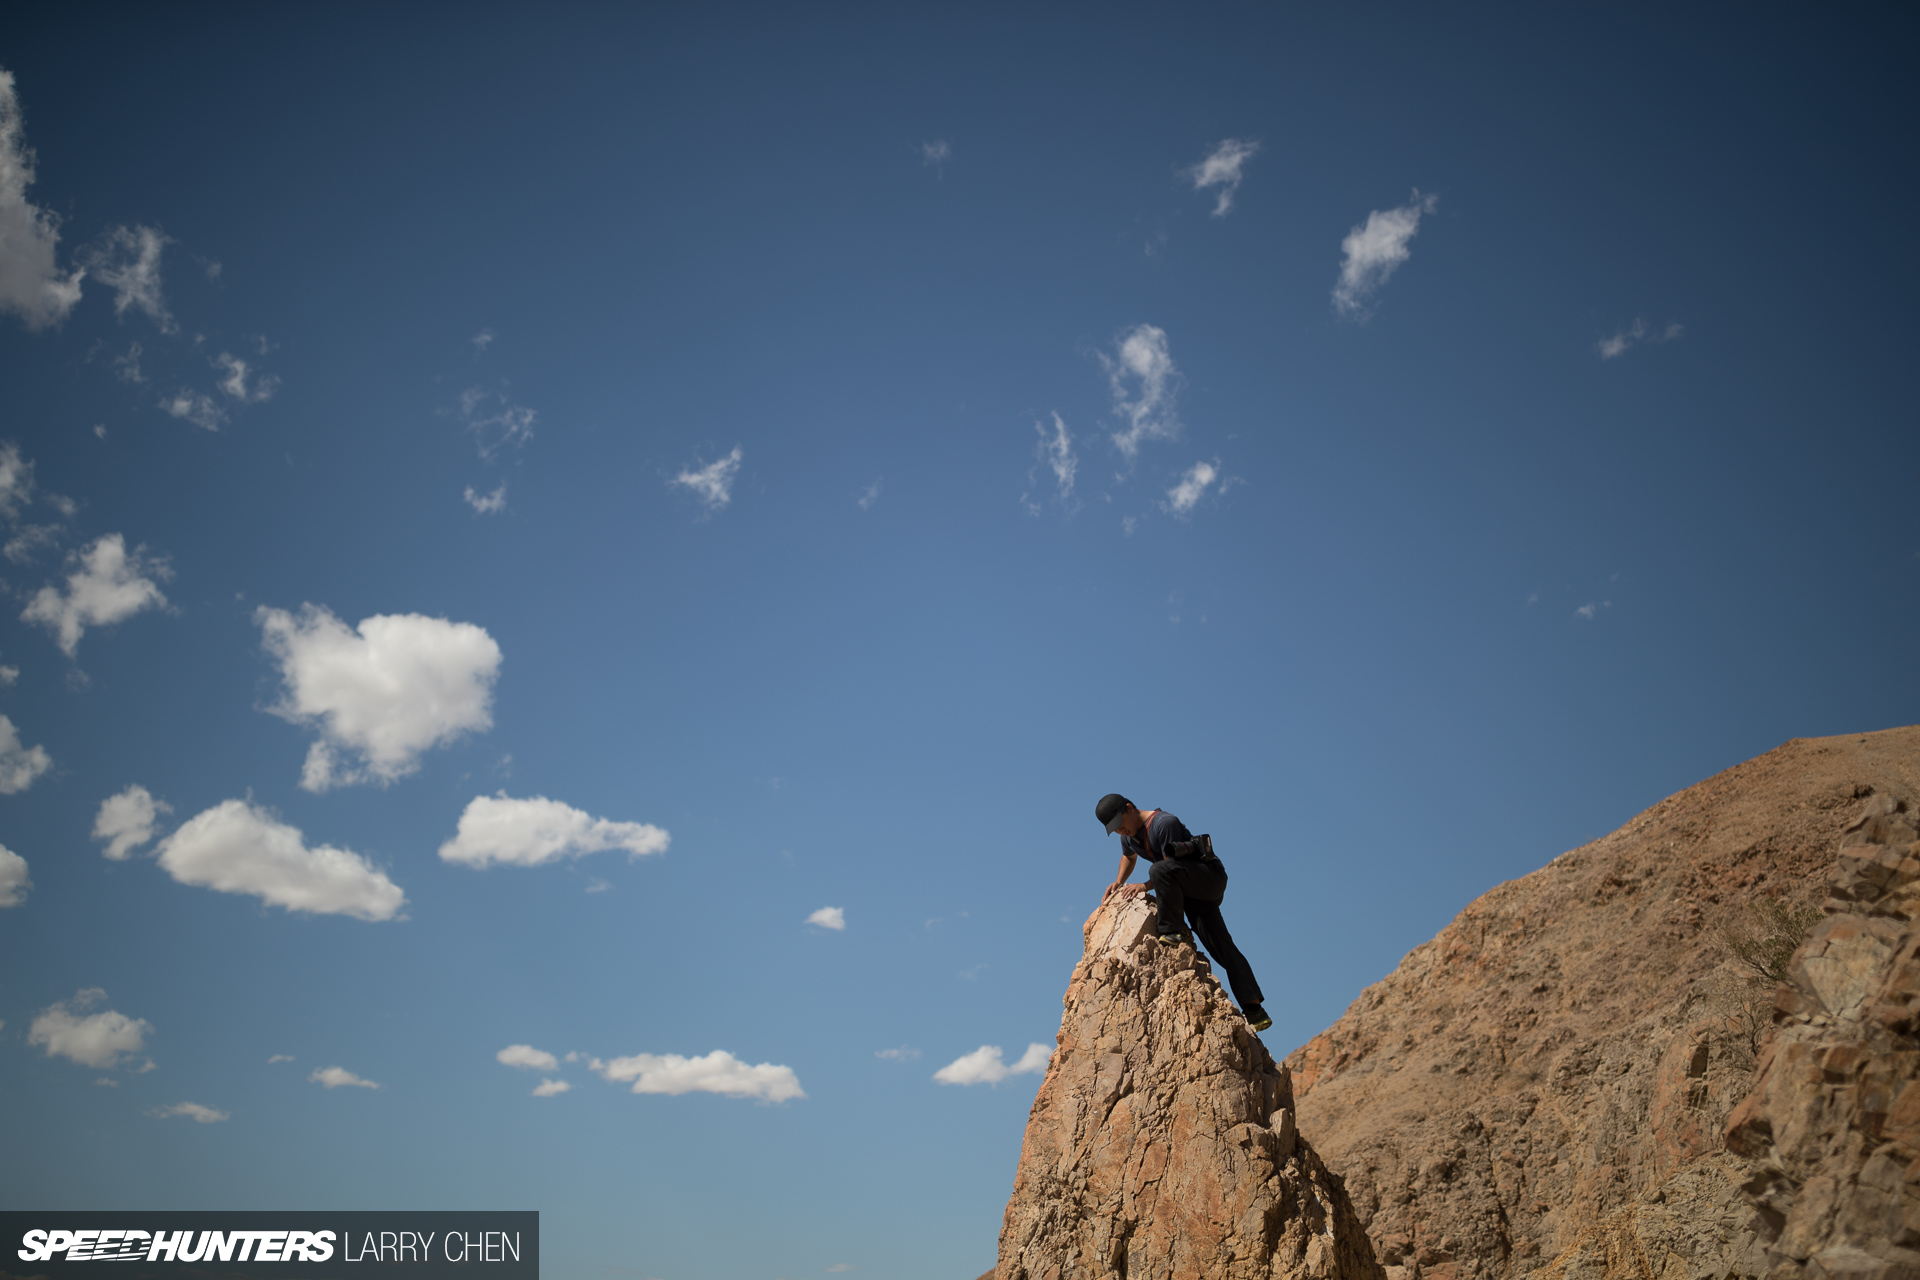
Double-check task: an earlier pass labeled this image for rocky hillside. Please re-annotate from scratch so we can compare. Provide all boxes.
[994,894,1382,1280]
[1284,726,1920,1280]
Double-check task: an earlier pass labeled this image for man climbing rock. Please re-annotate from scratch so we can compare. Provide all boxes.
[1095,792,1272,1033]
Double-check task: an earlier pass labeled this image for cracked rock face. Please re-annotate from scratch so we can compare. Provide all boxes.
[994,895,1382,1280]
[1285,726,1920,1280]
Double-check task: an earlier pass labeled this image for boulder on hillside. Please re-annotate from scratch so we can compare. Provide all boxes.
[994,894,1382,1280]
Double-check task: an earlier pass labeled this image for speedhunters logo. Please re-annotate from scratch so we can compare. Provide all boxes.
[1,1214,536,1279]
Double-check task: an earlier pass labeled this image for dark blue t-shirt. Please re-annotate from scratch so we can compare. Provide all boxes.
[1120,810,1193,864]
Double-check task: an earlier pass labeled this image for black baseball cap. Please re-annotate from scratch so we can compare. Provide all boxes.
[1095,793,1133,834]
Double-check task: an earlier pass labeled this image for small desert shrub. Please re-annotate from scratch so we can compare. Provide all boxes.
[1705,898,1822,1067]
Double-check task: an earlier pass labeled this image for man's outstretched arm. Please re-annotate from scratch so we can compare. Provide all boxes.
[1103,852,1144,902]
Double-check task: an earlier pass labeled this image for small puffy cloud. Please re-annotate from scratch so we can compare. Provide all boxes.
[93,784,171,860]
[875,1046,920,1062]
[21,533,170,657]
[0,714,52,794]
[531,1079,570,1097]
[213,352,279,403]
[29,988,152,1069]
[856,479,881,510]
[921,139,951,173]
[1103,326,1181,459]
[151,1101,228,1123]
[672,447,743,511]
[457,387,536,458]
[439,794,669,868]
[807,906,846,931]
[256,604,501,792]
[0,661,16,686]
[155,799,407,921]
[310,1065,379,1089]
[160,389,225,431]
[472,329,495,351]
[82,225,174,333]
[0,69,85,330]
[496,1044,560,1072]
[268,1054,294,1064]
[1575,600,1612,620]
[932,1042,1052,1086]
[1333,191,1439,320]
[1187,138,1260,217]
[0,842,30,906]
[590,1049,805,1102]
[1165,460,1218,515]
[1597,318,1684,360]
[4,523,63,565]
[0,440,35,519]
[464,484,506,515]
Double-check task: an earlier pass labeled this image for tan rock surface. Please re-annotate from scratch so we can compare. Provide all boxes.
[1726,794,1920,1279]
[995,895,1382,1280]
[1285,727,1920,1280]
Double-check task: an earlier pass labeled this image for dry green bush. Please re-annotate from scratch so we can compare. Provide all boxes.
[1703,897,1823,1068]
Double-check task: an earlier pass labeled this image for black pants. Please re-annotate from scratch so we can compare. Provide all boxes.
[1146,854,1265,1013]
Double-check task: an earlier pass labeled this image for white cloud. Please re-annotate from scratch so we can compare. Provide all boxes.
[1165,460,1218,515]
[807,906,846,931]
[1333,191,1439,320]
[1034,413,1077,505]
[160,389,226,431]
[464,484,506,515]
[213,352,279,403]
[45,492,75,518]
[0,715,52,794]
[439,794,670,868]
[28,989,152,1069]
[93,784,171,860]
[0,69,84,330]
[1187,138,1260,217]
[0,842,30,906]
[585,877,610,894]
[82,225,174,333]
[457,387,536,458]
[531,1078,570,1097]
[875,1046,920,1062]
[256,604,501,792]
[0,440,34,518]
[268,1054,294,1064]
[932,1042,1052,1086]
[310,1065,379,1089]
[921,140,951,173]
[21,533,171,657]
[496,1044,560,1072]
[1575,600,1612,620]
[825,1266,853,1275]
[672,447,743,510]
[590,1050,805,1102]
[151,1101,228,1123]
[1103,325,1181,459]
[1597,318,1684,360]
[155,799,407,921]
[4,523,63,565]
[857,479,882,510]
[472,329,495,351]
[112,342,145,383]
[0,661,16,686]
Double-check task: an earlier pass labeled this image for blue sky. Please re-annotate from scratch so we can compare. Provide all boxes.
[1,5,1916,1277]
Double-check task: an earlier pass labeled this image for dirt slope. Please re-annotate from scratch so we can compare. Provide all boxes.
[1285,726,1920,1280]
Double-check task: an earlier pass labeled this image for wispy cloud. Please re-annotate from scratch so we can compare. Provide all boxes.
[590,1049,805,1102]
[150,1102,229,1124]
[0,842,30,907]
[0,441,33,518]
[875,1046,920,1062]
[3,522,61,565]
[806,906,846,931]
[457,387,537,458]
[1103,325,1181,459]
[1597,317,1683,360]
[256,604,501,792]
[856,479,882,510]
[464,483,507,515]
[1031,413,1077,509]
[268,1054,294,1064]
[213,351,279,403]
[439,794,669,868]
[921,140,951,175]
[82,225,174,333]
[1574,600,1612,620]
[93,784,171,860]
[672,446,743,511]
[29,989,152,1069]
[472,329,495,351]
[1333,191,1438,320]
[160,389,225,431]
[932,1043,1052,1086]
[21,533,171,657]
[1165,459,1218,515]
[310,1065,380,1090]
[0,69,85,329]
[1186,138,1260,217]
[0,716,51,795]
[112,343,145,383]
